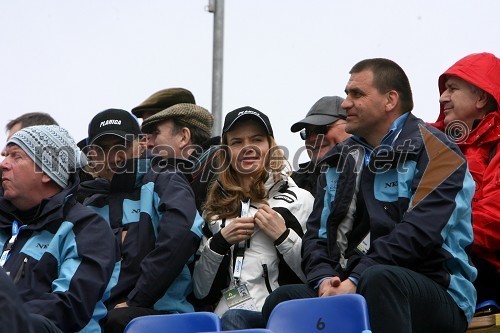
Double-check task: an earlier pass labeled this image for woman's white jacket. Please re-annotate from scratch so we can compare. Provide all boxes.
[193,172,314,315]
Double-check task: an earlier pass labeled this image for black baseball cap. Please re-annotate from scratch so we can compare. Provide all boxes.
[87,108,141,145]
[222,106,274,137]
[291,96,347,132]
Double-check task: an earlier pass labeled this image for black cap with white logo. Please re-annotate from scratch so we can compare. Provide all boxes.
[222,106,274,137]
[87,108,141,145]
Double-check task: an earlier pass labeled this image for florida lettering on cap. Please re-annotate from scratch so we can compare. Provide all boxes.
[100,120,122,127]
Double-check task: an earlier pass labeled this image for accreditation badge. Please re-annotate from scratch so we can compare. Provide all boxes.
[222,283,258,311]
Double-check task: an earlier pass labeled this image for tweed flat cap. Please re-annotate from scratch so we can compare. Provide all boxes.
[141,103,213,137]
[131,88,196,118]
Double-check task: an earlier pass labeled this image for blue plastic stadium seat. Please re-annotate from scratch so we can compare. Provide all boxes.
[475,300,499,316]
[266,294,371,333]
[204,328,273,333]
[123,312,221,333]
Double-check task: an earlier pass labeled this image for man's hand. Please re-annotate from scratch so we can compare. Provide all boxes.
[318,276,341,297]
[335,279,357,295]
[114,301,129,309]
[318,277,356,297]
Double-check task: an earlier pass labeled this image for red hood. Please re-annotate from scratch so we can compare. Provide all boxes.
[433,52,500,130]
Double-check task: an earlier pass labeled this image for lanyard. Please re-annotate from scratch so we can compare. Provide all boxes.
[233,241,246,283]
[233,200,252,284]
[0,221,20,267]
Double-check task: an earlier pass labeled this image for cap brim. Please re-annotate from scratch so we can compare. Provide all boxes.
[77,138,87,149]
[223,114,273,137]
[88,130,136,145]
[140,118,162,134]
[131,108,145,117]
[290,115,343,132]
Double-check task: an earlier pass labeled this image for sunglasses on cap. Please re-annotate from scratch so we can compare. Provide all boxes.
[300,124,334,140]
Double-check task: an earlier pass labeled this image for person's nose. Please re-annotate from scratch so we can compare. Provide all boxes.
[242,145,254,154]
[0,156,9,171]
[306,132,319,145]
[439,90,450,104]
[341,98,352,110]
[146,135,155,150]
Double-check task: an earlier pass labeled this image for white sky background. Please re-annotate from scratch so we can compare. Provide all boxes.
[1,0,499,167]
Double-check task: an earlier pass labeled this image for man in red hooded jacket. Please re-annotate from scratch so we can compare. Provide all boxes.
[434,52,500,309]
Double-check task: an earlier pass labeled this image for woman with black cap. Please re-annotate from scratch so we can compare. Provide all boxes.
[192,106,314,330]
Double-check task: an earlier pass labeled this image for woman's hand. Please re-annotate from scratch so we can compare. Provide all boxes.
[220,216,255,245]
[254,205,287,241]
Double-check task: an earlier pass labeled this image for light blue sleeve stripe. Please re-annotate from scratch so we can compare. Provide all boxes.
[440,167,477,322]
[140,182,160,238]
[319,169,339,239]
[191,211,204,238]
[47,222,81,293]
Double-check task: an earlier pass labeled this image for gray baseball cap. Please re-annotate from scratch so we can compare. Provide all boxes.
[291,96,347,132]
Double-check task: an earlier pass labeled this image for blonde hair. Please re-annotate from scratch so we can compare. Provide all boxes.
[203,134,286,221]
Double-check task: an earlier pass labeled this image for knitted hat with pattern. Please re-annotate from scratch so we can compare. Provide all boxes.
[8,125,87,188]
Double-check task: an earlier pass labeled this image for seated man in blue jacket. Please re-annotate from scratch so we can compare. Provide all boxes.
[80,108,204,333]
[0,125,118,333]
[262,58,477,333]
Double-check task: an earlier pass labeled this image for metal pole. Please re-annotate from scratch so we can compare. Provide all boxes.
[208,0,224,136]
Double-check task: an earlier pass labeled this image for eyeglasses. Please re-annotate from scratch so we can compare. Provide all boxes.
[300,124,333,140]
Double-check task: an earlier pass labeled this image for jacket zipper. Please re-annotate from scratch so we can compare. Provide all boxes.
[14,257,28,283]
[262,264,273,294]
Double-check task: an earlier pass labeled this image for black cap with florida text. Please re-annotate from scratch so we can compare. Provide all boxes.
[87,108,141,145]
[222,106,274,137]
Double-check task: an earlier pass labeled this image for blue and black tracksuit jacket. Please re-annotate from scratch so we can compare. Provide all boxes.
[303,113,478,321]
[0,178,118,332]
[81,157,204,313]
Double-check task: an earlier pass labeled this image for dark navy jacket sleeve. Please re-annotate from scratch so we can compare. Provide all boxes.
[127,171,202,307]
[302,172,341,287]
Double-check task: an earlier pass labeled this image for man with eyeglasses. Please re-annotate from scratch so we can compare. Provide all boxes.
[290,96,351,195]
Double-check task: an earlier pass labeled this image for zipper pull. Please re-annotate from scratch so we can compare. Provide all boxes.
[14,257,28,283]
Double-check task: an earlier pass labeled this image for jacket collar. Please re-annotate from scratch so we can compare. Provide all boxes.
[321,113,424,167]
[462,111,500,146]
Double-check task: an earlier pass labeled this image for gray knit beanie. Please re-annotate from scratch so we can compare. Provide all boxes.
[7,125,87,188]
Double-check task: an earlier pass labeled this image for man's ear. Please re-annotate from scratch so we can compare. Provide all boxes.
[41,173,52,184]
[178,127,191,148]
[385,90,399,112]
[138,135,148,149]
[476,90,489,110]
[132,136,148,157]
